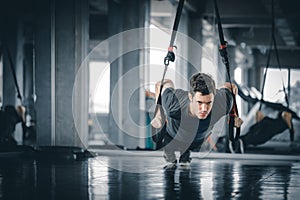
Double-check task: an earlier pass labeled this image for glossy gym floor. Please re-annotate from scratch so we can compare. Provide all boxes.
[0,148,299,200]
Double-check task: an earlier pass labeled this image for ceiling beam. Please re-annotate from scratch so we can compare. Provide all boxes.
[254,49,300,68]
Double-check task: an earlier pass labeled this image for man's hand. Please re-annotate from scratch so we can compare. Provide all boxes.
[255,110,265,122]
[151,115,163,129]
[151,79,173,128]
[150,106,165,129]
[221,82,238,96]
[234,116,243,128]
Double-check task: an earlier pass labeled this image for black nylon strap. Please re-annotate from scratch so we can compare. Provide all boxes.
[151,0,185,143]
[259,39,272,110]
[4,45,23,102]
[258,0,294,141]
[169,0,185,49]
[214,0,240,145]
[273,34,289,107]
[214,0,226,46]
[159,0,185,105]
[272,34,295,141]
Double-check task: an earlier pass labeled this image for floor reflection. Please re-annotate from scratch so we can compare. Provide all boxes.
[163,167,201,200]
[0,154,299,200]
[0,158,89,200]
[88,155,300,200]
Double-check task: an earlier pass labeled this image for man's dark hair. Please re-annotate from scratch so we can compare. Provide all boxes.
[189,73,216,96]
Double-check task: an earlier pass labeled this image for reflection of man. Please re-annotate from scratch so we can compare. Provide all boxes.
[0,105,25,146]
[164,167,200,199]
[151,73,241,167]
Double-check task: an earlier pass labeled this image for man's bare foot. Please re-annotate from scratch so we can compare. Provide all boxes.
[282,111,292,129]
[255,111,265,122]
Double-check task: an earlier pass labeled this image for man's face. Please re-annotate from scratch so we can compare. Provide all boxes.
[189,92,214,119]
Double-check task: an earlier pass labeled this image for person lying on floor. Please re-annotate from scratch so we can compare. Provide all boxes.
[214,109,293,153]
[0,105,25,147]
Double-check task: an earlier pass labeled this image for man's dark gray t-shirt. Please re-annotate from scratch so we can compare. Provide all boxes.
[161,88,233,144]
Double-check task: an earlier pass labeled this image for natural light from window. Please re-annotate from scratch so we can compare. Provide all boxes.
[263,68,288,103]
[234,67,242,114]
[89,61,110,114]
[148,24,175,92]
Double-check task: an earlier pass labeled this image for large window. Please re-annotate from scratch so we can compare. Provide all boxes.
[147,24,175,92]
[234,67,243,115]
[290,69,300,116]
[263,68,288,103]
[89,61,110,114]
[263,68,300,115]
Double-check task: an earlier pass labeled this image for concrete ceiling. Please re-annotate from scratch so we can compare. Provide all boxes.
[151,0,300,68]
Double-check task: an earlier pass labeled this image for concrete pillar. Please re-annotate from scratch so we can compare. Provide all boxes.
[187,17,203,79]
[35,0,89,147]
[55,0,89,147]
[250,49,262,89]
[108,0,123,147]
[35,0,53,145]
[108,0,148,149]
[121,0,144,149]
[73,0,90,148]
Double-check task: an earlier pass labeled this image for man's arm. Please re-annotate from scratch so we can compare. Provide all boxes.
[218,82,243,127]
[213,82,243,127]
[215,82,238,114]
[151,79,175,129]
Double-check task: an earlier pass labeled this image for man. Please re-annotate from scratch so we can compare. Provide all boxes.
[0,105,25,147]
[239,110,292,151]
[213,107,294,154]
[151,72,241,167]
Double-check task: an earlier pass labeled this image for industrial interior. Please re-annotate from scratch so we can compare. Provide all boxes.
[0,0,300,199]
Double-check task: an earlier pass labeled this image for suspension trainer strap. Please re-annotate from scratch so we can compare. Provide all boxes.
[273,34,289,107]
[259,0,294,141]
[270,0,288,106]
[273,34,294,141]
[273,38,294,142]
[152,0,185,142]
[259,39,272,110]
[260,0,276,110]
[5,45,23,102]
[214,0,240,145]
